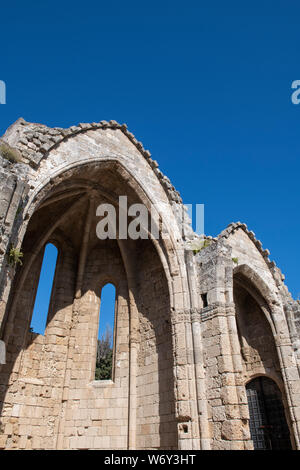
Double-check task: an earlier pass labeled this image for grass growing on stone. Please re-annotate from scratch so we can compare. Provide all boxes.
[8,246,23,267]
[0,142,23,163]
[189,238,211,255]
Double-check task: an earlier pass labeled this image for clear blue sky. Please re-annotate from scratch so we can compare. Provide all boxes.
[1,0,300,304]
[30,244,58,334]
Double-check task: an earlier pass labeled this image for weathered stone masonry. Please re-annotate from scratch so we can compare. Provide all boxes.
[0,118,299,450]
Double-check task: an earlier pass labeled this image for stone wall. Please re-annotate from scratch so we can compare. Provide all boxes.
[0,156,29,329]
[0,235,130,450]
[62,240,130,450]
[196,241,252,450]
[136,239,177,449]
[194,230,300,449]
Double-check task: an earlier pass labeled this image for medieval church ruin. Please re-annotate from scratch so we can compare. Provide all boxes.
[0,118,300,450]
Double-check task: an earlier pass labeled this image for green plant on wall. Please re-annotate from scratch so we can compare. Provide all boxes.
[95,348,113,380]
[187,237,211,255]
[8,245,23,267]
[16,205,22,216]
[95,326,113,380]
[232,257,239,264]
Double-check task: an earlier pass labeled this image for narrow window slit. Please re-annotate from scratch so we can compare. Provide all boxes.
[30,243,58,335]
[201,293,208,308]
[95,283,116,380]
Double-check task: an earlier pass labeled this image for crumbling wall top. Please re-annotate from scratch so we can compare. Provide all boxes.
[1,118,182,205]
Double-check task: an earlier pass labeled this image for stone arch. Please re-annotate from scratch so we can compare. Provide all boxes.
[233,264,277,337]
[233,263,280,336]
[20,159,186,307]
[2,157,188,338]
[0,156,184,449]
[4,119,182,206]
[245,371,285,393]
[233,264,300,448]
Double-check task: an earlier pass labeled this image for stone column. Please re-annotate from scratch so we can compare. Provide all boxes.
[185,249,210,449]
[195,240,251,450]
[274,333,300,449]
[190,309,211,449]
[117,240,139,450]
[171,309,199,449]
[56,195,93,449]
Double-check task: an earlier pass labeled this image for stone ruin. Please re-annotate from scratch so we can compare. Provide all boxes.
[0,117,299,450]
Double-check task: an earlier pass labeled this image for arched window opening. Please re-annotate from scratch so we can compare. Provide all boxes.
[29,243,58,335]
[95,283,116,380]
[246,376,292,450]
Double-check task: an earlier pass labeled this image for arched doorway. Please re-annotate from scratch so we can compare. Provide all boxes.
[246,377,292,450]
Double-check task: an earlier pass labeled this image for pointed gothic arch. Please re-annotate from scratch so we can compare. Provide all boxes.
[0,157,182,450]
[233,266,297,448]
